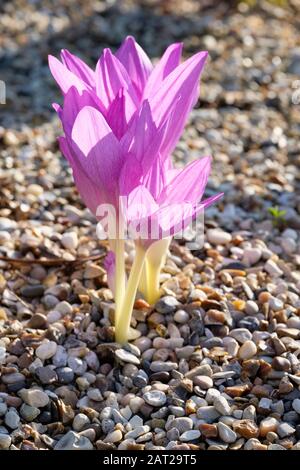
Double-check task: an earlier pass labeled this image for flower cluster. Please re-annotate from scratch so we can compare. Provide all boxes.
[49,36,222,343]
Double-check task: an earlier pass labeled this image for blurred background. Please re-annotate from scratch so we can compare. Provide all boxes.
[0,0,299,232]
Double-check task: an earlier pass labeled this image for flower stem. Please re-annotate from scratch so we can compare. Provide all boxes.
[114,237,125,328]
[139,238,171,305]
[115,243,147,344]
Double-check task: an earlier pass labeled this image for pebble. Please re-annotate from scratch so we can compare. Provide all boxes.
[272,356,290,371]
[229,328,252,344]
[55,431,93,450]
[269,297,284,311]
[20,403,40,421]
[155,296,180,314]
[292,399,300,414]
[73,413,90,432]
[52,345,68,367]
[242,248,262,266]
[169,417,193,434]
[115,349,140,365]
[0,403,8,416]
[5,409,20,429]
[103,430,123,443]
[259,417,279,437]
[143,391,166,407]
[197,406,220,423]
[20,389,49,408]
[207,229,232,245]
[264,259,283,278]
[36,341,57,360]
[218,422,237,443]
[193,375,213,390]
[67,357,87,375]
[61,232,78,250]
[238,340,257,360]
[179,430,201,442]
[245,301,259,315]
[174,310,190,323]
[0,434,11,449]
[213,396,231,416]
[56,367,74,384]
[277,422,295,438]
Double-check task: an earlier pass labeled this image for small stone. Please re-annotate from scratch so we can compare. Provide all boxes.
[84,264,105,279]
[277,422,295,438]
[87,389,103,402]
[36,341,57,360]
[174,310,189,323]
[199,423,218,438]
[242,248,262,266]
[143,391,166,407]
[292,398,300,414]
[207,229,232,245]
[19,389,49,408]
[272,357,290,371]
[56,301,73,315]
[132,370,149,388]
[35,366,57,384]
[0,434,11,449]
[73,413,90,432]
[20,403,40,422]
[245,301,259,315]
[179,430,201,442]
[27,313,47,329]
[269,297,284,311]
[103,429,123,443]
[21,285,45,298]
[0,403,8,416]
[61,232,78,250]
[169,417,193,434]
[213,396,231,416]
[155,296,179,314]
[218,422,237,443]
[233,420,259,439]
[67,357,87,375]
[197,406,220,423]
[260,417,279,437]
[115,349,140,365]
[264,259,283,278]
[238,340,257,360]
[192,375,213,390]
[5,409,20,429]
[52,346,68,367]
[230,328,252,344]
[55,431,93,450]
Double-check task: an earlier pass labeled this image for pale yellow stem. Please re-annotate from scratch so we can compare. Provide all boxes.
[115,243,147,344]
[139,238,171,305]
[114,237,125,327]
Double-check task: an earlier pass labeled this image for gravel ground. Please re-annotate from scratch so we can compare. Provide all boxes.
[1,0,300,451]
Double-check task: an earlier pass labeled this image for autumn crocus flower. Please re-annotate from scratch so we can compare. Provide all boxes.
[49,37,222,343]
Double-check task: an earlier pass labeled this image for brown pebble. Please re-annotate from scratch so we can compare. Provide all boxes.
[225,383,252,397]
[260,417,279,437]
[233,420,259,438]
[205,309,226,324]
[258,292,271,304]
[272,356,290,372]
[27,313,48,329]
[199,423,218,438]
[134,299,150,310]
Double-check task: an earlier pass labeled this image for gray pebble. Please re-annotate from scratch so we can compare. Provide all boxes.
[55,431,93,450]
[143,391,166,407]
